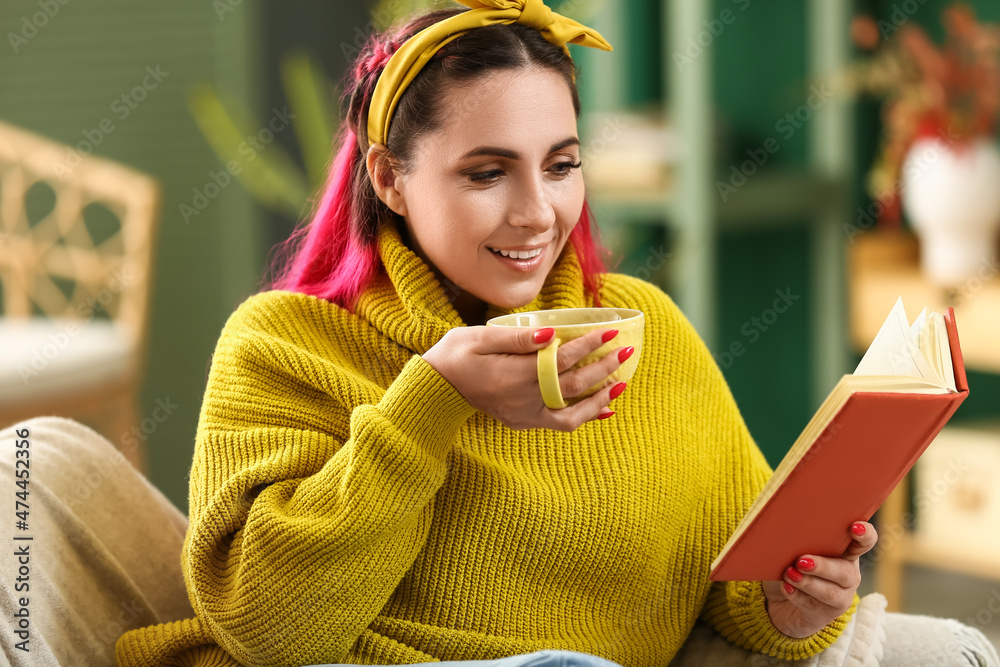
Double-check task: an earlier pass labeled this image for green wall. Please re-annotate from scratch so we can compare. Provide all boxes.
[710,1,812,466]
[0,0,265,513]
[1,0,376,513]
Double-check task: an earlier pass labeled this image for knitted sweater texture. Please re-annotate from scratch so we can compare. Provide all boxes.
[114,220,858,666]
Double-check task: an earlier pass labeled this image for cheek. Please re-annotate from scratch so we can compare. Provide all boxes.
[407,185,474,241]
[437,192,507,244]
[555,182,586,228]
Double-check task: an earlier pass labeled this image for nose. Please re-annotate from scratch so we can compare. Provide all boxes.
[508,172,557,232]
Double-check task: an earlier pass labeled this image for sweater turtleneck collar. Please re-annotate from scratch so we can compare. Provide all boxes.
[353,219,591,355]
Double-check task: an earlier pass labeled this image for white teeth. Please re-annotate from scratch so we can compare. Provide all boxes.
[490,247,543,260]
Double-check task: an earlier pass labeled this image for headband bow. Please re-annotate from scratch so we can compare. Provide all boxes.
[367,0,613,148]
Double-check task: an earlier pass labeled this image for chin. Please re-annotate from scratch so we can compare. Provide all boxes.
[489,286,544,310]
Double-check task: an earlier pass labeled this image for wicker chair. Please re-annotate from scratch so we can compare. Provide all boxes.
[0,119,160,475]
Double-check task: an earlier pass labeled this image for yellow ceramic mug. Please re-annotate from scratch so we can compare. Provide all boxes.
[486,307,644,409]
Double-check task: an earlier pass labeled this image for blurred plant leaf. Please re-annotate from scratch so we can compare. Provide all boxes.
[186,81,311,219]
[548,0,609,22]
[280,51,338,192]
[371,0,445,31]
[369,0,609,31]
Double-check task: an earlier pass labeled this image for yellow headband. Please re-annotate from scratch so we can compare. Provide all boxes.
[366,0,613,148]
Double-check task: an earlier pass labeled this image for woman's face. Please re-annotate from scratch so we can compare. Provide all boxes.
[375,67,585,324]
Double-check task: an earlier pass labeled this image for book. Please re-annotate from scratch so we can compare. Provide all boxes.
[709,297,969,582]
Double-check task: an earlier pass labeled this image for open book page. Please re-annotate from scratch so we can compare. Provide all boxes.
[911,308,949,387]
[854,297,946,387]
[930,311,956,392]
[910,308,956,392]
[912,307,931,366]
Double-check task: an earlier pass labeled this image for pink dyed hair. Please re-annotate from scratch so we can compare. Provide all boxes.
[265,7,618,313]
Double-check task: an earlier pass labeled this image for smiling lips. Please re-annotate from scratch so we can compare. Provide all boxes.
[488,244,548,272]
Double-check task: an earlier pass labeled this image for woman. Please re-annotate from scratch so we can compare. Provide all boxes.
[111,1,878,665]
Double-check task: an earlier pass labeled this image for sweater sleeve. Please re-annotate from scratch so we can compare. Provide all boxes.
[699,580,860,660]
[179,297,477,666]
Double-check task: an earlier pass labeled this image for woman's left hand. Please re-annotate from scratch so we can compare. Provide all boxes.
[761,520,878,638]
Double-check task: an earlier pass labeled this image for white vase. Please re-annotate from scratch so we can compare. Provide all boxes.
[901,136,1000,287]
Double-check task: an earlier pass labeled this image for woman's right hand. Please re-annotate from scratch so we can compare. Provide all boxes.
[420,326,629,432]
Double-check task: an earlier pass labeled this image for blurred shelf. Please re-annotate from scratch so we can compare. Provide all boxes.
[879,444,1000,613]
[848,229,1000,374]
[586,185,673,222]
[717,170,846,230]
[588,169,846,232]
[896,533,1000,583]
[577,0,853,405]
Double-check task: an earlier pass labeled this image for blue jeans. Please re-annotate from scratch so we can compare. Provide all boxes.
[305,649,624,667]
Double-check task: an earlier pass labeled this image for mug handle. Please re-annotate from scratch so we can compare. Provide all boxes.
[537,338,567,409]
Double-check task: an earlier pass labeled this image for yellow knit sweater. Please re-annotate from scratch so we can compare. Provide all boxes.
[115,220,858,667]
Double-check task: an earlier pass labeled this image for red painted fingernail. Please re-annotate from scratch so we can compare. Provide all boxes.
[609,381,627,400]
[786,565,803,582]
[852,522,866,536]
[618,346,634,363]
[797,557,815,571]
[533,327,554,344]
[601,329,619,344]
[784,583,795,594]
[597,410,615,420]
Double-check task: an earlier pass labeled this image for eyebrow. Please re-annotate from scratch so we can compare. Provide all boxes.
[459,136,580,161]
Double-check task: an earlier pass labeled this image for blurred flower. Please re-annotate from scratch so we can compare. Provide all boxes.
[846,4,1000,227]
[851,15,881,51]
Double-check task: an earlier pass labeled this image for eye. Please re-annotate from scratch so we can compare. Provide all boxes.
[551,160,583,176]
[467,160,583,185]
[469,169,504,184]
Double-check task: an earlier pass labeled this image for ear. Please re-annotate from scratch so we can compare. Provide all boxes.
[366,143,409,217]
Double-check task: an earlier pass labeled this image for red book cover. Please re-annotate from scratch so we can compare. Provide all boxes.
[710,307,968,582]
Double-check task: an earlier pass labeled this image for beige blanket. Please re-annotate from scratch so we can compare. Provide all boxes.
[671,590,1000,667]
[670,592,887,667]
[0,416,193,667]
